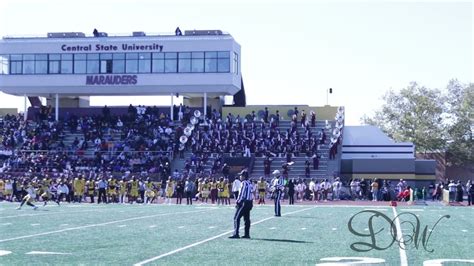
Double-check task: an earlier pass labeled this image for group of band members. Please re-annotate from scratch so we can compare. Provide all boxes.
[1,170,337,210]
[0,173,245,207]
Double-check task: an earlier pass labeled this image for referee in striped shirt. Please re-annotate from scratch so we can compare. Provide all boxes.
[229,170,253,239]
[272,170,285,217]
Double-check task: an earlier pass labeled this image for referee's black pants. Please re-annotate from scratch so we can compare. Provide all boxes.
[233,200,253,237]
[274,190,282,216]
[186,191,193,205]
[98,188,107,204]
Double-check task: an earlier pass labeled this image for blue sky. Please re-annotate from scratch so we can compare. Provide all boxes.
[0,0,472,125]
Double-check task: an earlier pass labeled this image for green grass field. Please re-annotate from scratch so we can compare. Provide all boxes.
[0,201,473,265]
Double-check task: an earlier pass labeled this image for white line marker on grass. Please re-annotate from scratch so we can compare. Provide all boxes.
[400,209,424,212]
[149,225,157,228]
[26,251,71,255]
[178,226,185,229]
[461,229,468,232]
[0,250,12,256]
[332,228,337,231]
[301,228,307,230]
[118,225,127,228]
[0,223,12,226]
[269,227,276,230]
[0,209,210,243]
[208,226,215,229]
[60,224,68,226]
[31,224,40,226]
[392,207,408,266]
[133,206,316,266]
[0,209,103,219]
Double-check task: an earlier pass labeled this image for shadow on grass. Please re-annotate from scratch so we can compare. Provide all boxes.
[251,238,313,244]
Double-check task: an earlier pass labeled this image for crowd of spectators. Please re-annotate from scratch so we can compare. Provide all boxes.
[1,104,343,184]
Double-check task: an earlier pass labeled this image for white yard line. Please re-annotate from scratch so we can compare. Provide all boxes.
[134,206,316,266]
[0,209,208,243]
[0,209,104,219]
[392,207,408,266]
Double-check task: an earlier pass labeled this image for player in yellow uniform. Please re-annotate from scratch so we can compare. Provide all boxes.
[165,177,174,204]
[222,178,231,205]
[257,177,267,204]
[107,177,117,203]
[0,177,4,201]
[129,177,139,204]
[40,182,60,207]
[17,182,38,210]
[153,180,160,201]
[118,177,127,204]
[73,177,83,203]
[86,178,95,203]
[217,178,225,205]
[201,179,210,204]
[145,179,156,204]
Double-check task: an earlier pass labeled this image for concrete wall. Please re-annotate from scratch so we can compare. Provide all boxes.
[46,96,90,108]
[0,108,17,116]
[341,158,435,182]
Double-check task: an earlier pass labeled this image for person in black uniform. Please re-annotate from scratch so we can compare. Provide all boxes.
[287,179,295,205]
[272,170,285,216]
[229,170,253,239]
[467,180,473,206]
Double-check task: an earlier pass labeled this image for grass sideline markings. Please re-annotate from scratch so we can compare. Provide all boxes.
[0,250,12,256]
[0,209,211,243]
[26,251,71,255]
[392,206,408,266]
[0,209,105,219]
[133,206,316,266]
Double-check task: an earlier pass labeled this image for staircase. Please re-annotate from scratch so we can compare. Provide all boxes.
[250,120,335,179]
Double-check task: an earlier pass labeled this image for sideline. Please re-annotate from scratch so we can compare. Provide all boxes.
[391,207,408,266]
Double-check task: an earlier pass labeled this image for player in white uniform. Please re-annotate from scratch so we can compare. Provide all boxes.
[17,183,39,210]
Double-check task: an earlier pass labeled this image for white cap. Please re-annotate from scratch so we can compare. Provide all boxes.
[272,170,281,175]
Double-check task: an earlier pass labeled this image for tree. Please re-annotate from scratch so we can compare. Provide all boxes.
[362,80,473,166]
[361,82,446,154]
[444,80,473,166]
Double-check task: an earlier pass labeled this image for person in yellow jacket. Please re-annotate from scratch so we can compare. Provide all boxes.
[73,177,83,203]
[0,177,5,200]
[108,177,117,203]
[217,177,225,205]
[129,177,139,204]
[222,178,231,205]
[257,177,267,204]
[201,179,210,204]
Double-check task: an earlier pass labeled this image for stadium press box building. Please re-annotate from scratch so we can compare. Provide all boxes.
[0,30,243,119]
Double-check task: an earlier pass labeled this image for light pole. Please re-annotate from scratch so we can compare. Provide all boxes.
[326,88,333,105]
